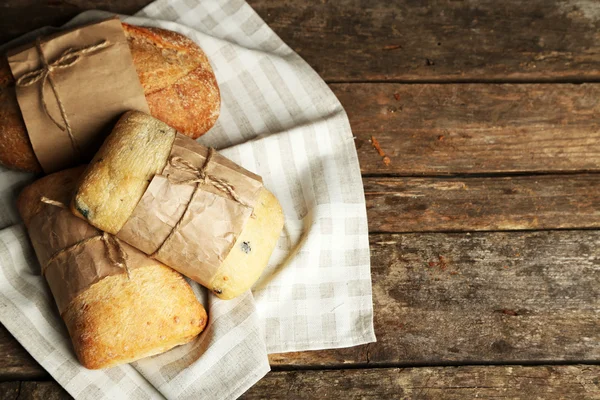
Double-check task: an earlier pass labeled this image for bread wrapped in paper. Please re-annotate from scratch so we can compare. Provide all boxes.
[72,111,284,300]
[19,167,207,369]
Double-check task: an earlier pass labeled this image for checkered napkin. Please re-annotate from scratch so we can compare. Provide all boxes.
[0,0,375,398]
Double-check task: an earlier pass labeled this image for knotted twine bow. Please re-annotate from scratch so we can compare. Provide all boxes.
[40,197,131,279]
[168,149,252,208]
[149,148,252,260]
[15,38,112,156]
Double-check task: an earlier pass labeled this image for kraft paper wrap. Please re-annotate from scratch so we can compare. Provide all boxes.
[117,134,263,289]
[7,17,149,173]
[28,202,160,314]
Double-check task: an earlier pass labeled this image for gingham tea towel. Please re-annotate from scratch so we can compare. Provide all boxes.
[0,0,375,398]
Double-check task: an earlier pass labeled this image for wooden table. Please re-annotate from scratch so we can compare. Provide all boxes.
[1,1,600,398]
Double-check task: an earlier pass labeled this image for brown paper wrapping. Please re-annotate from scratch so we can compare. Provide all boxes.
[28,202,160,314]
[7,18,149,173]
[117,134,263,288]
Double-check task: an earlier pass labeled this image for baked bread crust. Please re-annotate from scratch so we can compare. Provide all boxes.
[18,167,207,369]
[0,23,220,173]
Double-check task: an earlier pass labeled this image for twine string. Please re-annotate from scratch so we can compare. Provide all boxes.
[16,39,112,156]
[168,149,252,208]
[40,197,130,279]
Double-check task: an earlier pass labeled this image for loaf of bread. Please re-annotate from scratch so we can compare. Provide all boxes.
[72,111,284,300]
[0,23,220,172]
[18,167,207,369]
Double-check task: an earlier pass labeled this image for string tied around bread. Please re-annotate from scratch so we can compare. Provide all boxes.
[40,197,131,279]
[16,39,112,157]
[149,148,252,260]
[167,149,252,208]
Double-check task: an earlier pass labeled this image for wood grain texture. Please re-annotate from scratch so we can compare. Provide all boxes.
[272,231,600,367]
[243,366,600,399]
[0,327,45,379]
[0,381,70,400]
[0,0,152,44]
[1,365,599,399]
[0,383,20,400]
[248,0,600,82]
[365,175,600,232]
[4,230,599,374]
[334,83,600,175]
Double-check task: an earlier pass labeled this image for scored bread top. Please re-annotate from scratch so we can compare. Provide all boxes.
[123,24,220,138]
[0,23,220,173]
[72,111,176,234]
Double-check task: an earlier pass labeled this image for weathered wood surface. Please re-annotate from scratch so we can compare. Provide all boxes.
[243,366,600,399]
[0,0,152,44]
[2,365,599,399]
[3,1,600,83]
[0,327,42,380]
[0,381,70,400]
[365,174,600,232]
[249,0,600,82]
[334,83,600,175]
[273,231,600,367]
[3,230,599,375]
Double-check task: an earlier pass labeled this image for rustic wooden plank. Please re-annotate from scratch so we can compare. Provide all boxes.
[365,231,600,365]
[0,0,152,44]
[3,231,598,373]
[0,382,19,400]
[0,383,70,400]
[0,326,44,380]
[2,366,599,399]
[333,83,600,175]
[248,0,600,82]
[243,366,600,399]
[364,174,600,232]
[271,231,600,367]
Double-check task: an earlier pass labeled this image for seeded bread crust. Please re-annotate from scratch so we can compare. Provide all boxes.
[73,111,284,299]
[0,23,220,173]
[18,167,207,369]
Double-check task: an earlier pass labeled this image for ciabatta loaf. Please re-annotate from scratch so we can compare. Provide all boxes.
[72,111,284,300]
[19,167,207,369]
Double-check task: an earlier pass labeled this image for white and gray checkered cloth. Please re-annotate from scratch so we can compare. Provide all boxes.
[0,0,375,398]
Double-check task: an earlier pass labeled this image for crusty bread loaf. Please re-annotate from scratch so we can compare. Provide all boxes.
[18,167,207,369]
[0,23,220,173]
[72,111,284,299]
